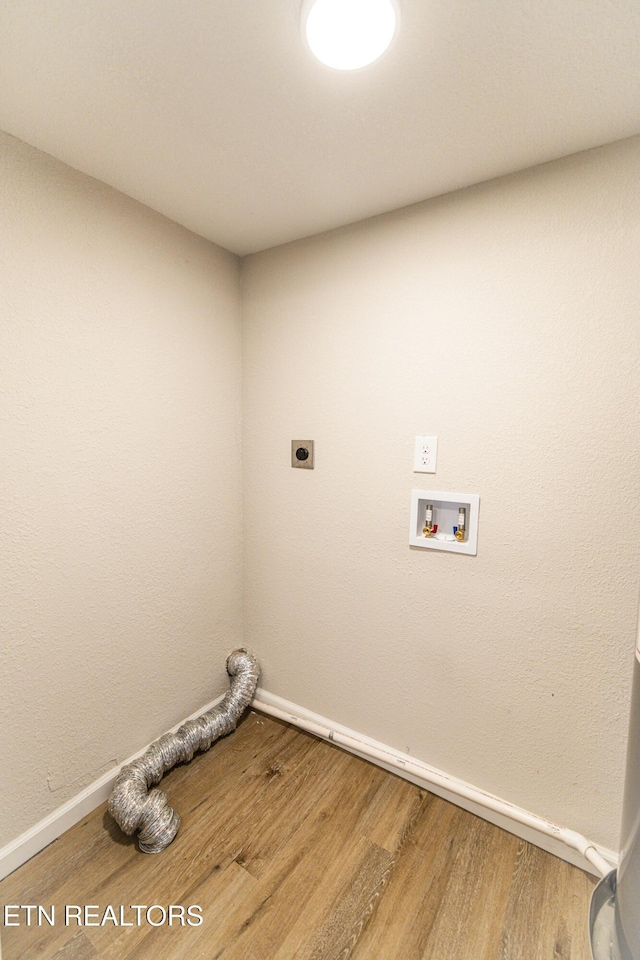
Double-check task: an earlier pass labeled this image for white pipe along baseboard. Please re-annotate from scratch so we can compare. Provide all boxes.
[252,689,615,879]
[0,687,615,882]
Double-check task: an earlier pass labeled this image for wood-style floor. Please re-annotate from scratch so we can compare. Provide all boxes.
[0,712,595,959]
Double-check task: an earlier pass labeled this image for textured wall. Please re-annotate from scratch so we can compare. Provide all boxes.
[242,136,640,851]
[4,127,639,857]
[0,133,243,848]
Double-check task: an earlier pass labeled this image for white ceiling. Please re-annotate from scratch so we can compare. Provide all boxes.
[1,0,639,255]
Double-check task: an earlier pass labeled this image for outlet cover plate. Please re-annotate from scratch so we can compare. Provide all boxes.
[414,436,437,473]
[292,440,314,469]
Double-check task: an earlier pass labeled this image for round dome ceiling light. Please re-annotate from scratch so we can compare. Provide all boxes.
[302,0,399,71]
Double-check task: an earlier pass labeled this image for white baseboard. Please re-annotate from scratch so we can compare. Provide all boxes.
[0,687,617,882]
[252,688,618,878]
[0,693,225,882]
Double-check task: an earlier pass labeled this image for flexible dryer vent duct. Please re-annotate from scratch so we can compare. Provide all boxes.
[108,649,260,853]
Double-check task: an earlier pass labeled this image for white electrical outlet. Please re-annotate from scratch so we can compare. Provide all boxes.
[413,436,437,473]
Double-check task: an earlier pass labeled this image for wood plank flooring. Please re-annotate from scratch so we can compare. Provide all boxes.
[0,713,596,960]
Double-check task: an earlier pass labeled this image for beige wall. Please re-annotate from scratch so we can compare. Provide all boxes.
[242,136,640,851]
[0,132,243,847]
[3,128,639,857]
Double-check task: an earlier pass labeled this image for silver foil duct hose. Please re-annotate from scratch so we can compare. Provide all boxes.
[108,648,260,854]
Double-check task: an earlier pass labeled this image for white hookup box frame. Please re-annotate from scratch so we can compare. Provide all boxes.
[409,490,480,555]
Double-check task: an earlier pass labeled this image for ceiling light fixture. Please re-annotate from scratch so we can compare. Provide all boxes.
[302,0,399,71]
